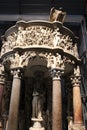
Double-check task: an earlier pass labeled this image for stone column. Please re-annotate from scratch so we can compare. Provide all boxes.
[73,82,83,124]
[0,65,5,130]
[0,81,4,130]
[51,69,63,130]
[0,74,5,116]
[7,69,22,130]
[71,67,83,125]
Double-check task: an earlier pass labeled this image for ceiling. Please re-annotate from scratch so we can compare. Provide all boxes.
[0,0,86,15]
[0,0,86,40]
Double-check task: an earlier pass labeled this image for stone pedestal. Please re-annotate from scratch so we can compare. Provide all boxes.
[29,118,45,130]
[72,124,85,130]
[7,69,22,130]
[68,123,85,130]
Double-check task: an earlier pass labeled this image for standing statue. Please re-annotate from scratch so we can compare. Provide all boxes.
[32,72,45,120]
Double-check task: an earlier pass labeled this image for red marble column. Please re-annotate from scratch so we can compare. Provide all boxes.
[52,69,63,130]
[7,69,22,130]
[71,67,83,125]
[73,83,83,124]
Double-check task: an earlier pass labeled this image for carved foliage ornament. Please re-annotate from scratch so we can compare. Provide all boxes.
[2,51,36,69]
[2,48,76,73]
[51,68,64,79]
[71,66,81,86]
[46,53,65,69]
[11,69,23,78]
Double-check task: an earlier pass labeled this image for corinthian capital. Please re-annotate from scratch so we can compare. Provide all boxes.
[51,68,64,80]
[71,66,81,86]
[11,68,23,78]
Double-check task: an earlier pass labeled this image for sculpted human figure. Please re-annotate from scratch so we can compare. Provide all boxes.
[50,7,66,23]
[16,26,26,46]
[32,72,45,120]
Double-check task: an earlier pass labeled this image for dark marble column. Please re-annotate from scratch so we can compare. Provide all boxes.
[51,69,63,130]
[71,67,83,125]
[7,69,22,130]
[0,71,5,130]
[0,74,5,116]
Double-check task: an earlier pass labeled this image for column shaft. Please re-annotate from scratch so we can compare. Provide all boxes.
[0,84,4,130]
[7,75,21,130]
[0,84,4,115]
[52,78,62,130]
[73,84,83,124]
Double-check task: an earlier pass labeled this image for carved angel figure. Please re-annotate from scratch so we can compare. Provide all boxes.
[50,7,66,23]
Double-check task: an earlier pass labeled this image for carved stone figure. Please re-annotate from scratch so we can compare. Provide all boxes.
[53,28,61,47]
[32,72,45,120]
[16,26,26,46]
[50,7,66,23]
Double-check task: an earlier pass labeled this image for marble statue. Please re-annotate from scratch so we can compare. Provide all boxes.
[32,72,45,120]
[50,7,66,23]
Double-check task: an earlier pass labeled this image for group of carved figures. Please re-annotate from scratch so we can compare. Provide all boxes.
[1,25,78,58]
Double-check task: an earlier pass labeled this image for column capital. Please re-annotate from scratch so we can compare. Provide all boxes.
[71,66,81,86]
[11,68,23,78]
[51,68,64,80]
[71,75,81,86]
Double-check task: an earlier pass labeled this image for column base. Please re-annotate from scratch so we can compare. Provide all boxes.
[29,118,45,130]
[68,123,85,130]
